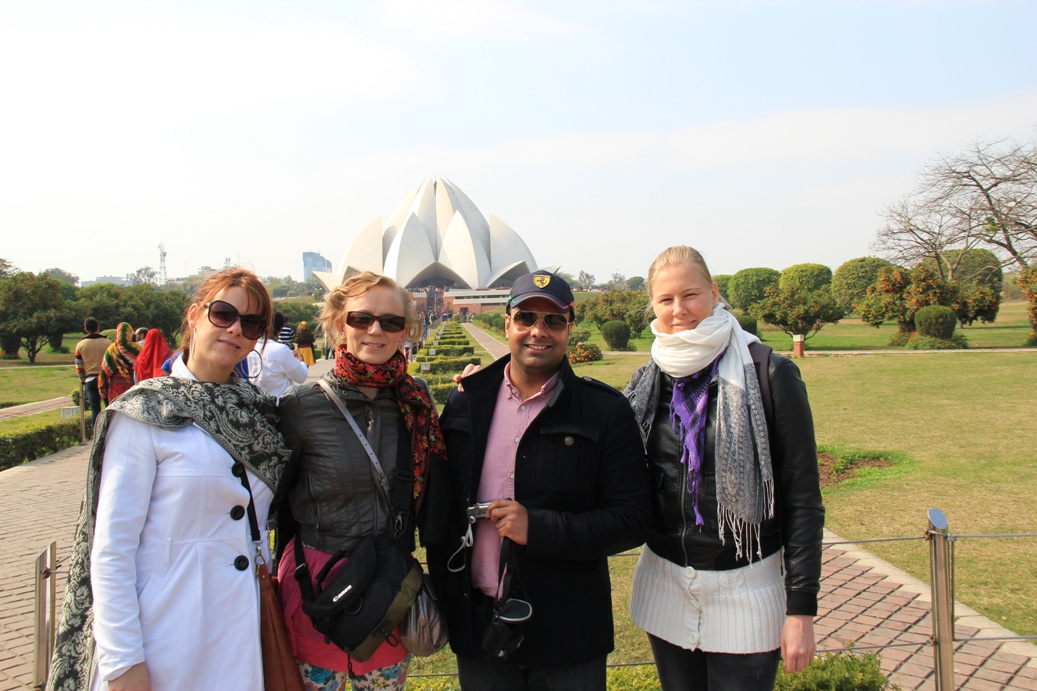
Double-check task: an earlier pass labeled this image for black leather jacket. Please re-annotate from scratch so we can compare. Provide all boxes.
[626,345,824,616]
[274,373,417,556]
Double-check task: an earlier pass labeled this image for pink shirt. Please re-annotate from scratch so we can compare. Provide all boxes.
[471,363,559,596]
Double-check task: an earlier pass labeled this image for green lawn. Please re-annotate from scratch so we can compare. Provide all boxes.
[0,365,79,406]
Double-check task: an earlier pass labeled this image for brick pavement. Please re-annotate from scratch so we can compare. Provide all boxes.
[2,345,1036,689]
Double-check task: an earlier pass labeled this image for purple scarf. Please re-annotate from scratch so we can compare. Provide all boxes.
[670,353,723,527]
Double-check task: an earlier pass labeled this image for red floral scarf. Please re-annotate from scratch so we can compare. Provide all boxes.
[331,345,444,512]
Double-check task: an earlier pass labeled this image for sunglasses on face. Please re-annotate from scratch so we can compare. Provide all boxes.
[510,310,571,332]
[205,300,267,340]
[345,311,407,333]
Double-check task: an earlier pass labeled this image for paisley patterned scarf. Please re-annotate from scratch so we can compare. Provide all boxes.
[46,376,291,691]
[331,345,444,513]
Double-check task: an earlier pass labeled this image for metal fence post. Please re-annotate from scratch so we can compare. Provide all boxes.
[927,508,955,691]
[33,542,57,690]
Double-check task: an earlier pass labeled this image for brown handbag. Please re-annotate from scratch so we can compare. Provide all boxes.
[258,561,305,691]
[237,466,305,691]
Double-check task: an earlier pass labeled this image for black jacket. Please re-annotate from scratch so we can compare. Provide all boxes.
[422,355,651,666]
[627,344,825,616]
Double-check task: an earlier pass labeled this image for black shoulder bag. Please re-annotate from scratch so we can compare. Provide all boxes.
[292,381,422,664]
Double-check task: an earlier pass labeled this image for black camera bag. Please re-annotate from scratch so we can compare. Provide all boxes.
[295,533,422,662]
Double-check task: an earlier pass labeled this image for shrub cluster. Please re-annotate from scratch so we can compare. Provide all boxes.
[567,342,603,364]
[914,305,957,339]
[736,314,758,336]
[905,332,968,350]
[0,418,90,471]
[406,323,479,399]
[600,320,631,350]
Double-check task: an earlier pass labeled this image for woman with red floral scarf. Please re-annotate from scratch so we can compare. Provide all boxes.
[273,271,445,691]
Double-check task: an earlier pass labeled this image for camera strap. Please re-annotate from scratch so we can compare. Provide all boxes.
[493,538,526,610]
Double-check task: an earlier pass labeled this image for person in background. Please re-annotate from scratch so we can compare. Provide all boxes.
[98,322,140,406]
[295,320,316,366]
[133,326,149,343]
[74,317,109,423]
[625,245,824,690]
[134,328,173,383]
[279,319,296,346]
[250,311,308,401]
[423,270,651,690]
[274,271,443,690]
[47,267,293,691]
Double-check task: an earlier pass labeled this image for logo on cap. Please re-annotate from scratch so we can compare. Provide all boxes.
[533,275,551,288]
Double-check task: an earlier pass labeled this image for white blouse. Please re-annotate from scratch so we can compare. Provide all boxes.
[90,364,273,689]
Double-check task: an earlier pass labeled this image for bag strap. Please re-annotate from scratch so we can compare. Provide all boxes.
[748,342,774,426]
[318,378,411,540]
[234,464,265,576]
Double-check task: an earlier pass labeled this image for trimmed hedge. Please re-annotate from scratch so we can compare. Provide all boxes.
[407,356,480,376]
[914,304,957,340]
[418,345,475,357]
[0,418,90,471]
[737,314,758,336]
[600,320,631,350]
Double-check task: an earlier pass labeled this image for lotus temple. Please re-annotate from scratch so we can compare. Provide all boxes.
[313,178,553,317]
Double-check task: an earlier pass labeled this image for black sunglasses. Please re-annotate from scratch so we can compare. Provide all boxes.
[510,310,571,332]
[345,311,407,333]
[205,300,267,340]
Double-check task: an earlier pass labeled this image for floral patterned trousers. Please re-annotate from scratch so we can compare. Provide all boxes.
[299,658,412,691]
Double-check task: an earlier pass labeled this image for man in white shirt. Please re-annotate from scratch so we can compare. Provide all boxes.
[250,312,308,400]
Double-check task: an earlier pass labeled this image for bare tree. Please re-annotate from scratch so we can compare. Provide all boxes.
[874,138,1037,278]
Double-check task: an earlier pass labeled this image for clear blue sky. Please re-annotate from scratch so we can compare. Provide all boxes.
[2,0,1035,284]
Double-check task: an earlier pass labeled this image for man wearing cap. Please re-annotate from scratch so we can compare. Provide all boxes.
[423,270,651,690]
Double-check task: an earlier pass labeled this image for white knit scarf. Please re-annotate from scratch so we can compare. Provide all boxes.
[650,304,775,560]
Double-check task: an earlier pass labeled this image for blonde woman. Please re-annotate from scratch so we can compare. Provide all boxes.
[625,246,824,690]
[275,272,444,691]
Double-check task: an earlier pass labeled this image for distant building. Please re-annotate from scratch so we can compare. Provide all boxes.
[303,251,332,281]
[81,275,130,287]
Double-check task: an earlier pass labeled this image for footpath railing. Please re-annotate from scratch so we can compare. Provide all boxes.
[31,508,1037,689]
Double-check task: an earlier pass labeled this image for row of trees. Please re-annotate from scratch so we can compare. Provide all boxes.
[0,259,326,363]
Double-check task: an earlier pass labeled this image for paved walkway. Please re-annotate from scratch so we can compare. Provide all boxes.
[0,398,72,422]
[2,344,1036,689]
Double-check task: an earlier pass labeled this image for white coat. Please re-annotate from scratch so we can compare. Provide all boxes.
[89,362,274,690]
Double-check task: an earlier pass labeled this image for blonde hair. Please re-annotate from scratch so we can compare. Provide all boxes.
[646,245,714,298]
[320,271,421,344]
[180,267,273,361]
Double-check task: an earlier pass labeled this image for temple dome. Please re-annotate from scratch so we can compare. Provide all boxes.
[315,178,539,291]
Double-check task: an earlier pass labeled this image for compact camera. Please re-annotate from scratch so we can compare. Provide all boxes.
[467,502,493,522]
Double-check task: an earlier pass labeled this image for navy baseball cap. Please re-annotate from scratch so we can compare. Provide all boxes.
[508,270,575,317]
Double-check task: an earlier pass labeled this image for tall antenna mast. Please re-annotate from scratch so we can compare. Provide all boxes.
[158,243,168,285]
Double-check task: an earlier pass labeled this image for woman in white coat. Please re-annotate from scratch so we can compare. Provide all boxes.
[48,267,293,691]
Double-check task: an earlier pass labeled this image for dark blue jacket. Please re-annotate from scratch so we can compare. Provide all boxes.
[422,355,651,666]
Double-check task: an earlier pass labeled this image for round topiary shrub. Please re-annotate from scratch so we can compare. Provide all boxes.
[914,305,957,340]
[736,314,758,336]
[600,320,631,350]
[569,325,591,345]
